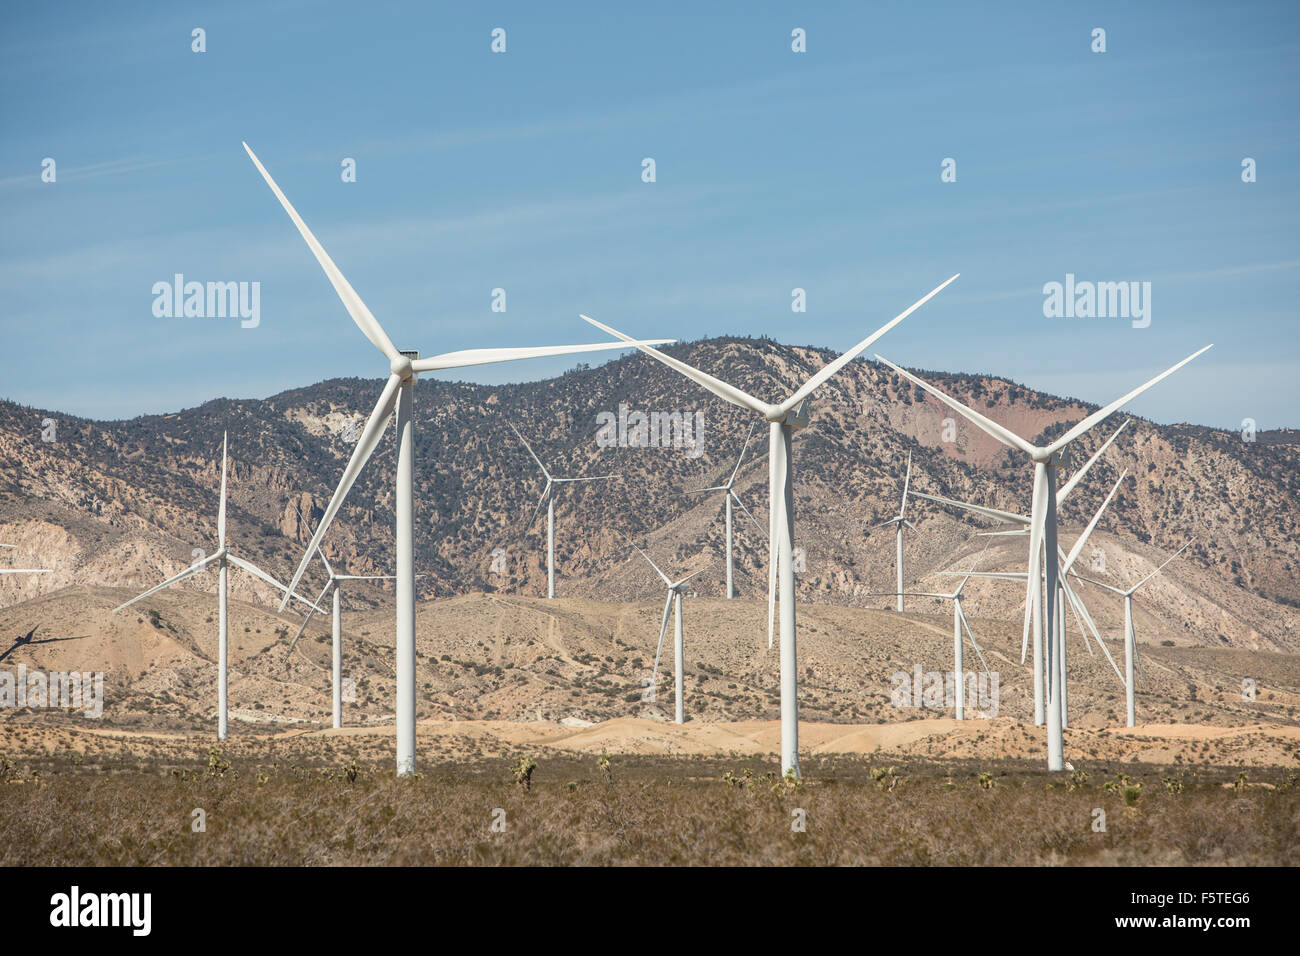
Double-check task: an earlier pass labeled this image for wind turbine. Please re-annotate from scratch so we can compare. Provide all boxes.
[875,451,916,612]
[582,273,959,777]
[1077,539,1192,728]
[915,418,1131,713]
[508,421,619,599]
[244,143,671,776]
[876,345,1210,771]
[944,469,1127,730]
[284,546,398,729]
[682,422,766,599]
[877,543,992,719]
[112,433,319,740]
[619,533,711,724]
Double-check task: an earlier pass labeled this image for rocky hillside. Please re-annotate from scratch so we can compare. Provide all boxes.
[1,338,1297,651]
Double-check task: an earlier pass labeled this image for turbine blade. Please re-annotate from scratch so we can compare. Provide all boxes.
[112,553,219,613]
[527,480,552,530]
[778,275,959,415]
[218,431,228,550]
[227,554,320,613]
[726,422,758,488]
[672,563,713,588]
[618,531,672,587]
[316,547,334,582]
[937,570,1027,580]
[957,602,992,677]
[1132,538,1194,592]
[278,374,402,611]
[730,491,767,539]
[1062,580,1094,656]
[411,340,675,373]
[1045,347,1213,456]
[581,315,771,415]
[911,491,1028,526]
[953,540,993,594]
[1022,467,1049,663]
[766,438,781,650]
[875,356,1038,457]
[507,422,550,480]
[285,581,332,660]
[242,142,399,361]
[1057,420,1129,503]
[899,452,912,516]
[1060,469,1126,576]
[1071,574,1127,596]
[651,591,674,690]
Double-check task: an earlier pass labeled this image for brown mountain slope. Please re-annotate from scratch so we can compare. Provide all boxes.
[1,338,1296,652]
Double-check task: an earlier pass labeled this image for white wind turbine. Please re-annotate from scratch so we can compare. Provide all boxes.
[876,345,1210,770]
[1077,539,1192,728]
[915,418,1131,709]
[244,143,670,776]
[682,422,767,599]
[619,533,711,725]
[283,546,398,729]
[583,273,959,777]
[508,421,619,599]
[112,433,320,740]
[878,543,993,720]
[875,451,917,612]
[944,469,1127,730]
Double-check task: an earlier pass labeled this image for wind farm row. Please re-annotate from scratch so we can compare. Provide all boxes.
[69,144,1215,781]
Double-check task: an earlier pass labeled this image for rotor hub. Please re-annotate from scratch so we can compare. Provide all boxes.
[391,350,419,380]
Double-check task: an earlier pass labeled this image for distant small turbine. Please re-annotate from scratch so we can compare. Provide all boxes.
[876,542,993,719]
[620,533,711,725]
[682,422,766,599]
[509,421,619,599]
[875,451,917,612]
[284,546,398,729]
[113,433,320,739]
[1077,539,1192,728]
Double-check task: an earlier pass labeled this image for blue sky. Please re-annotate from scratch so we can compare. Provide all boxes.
[1,0,1297,428]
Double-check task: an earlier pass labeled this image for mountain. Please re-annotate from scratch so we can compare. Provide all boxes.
[2,337,1297,654]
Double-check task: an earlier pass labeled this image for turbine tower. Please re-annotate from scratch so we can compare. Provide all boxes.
[113,433,319,739]
[583,273,959,777]
[244,143,671,776]
[284,546,398,729]
[620,533,711,724]
[682,422,766,599]
[875,451,916,612]
[508,422,618,599]
[1077,539,1192,727]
